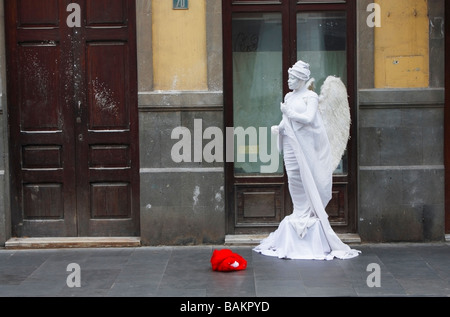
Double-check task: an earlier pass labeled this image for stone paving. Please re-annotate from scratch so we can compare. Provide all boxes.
[0,243,449,298]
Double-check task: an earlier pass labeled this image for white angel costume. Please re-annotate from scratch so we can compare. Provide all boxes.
[254,61,360,260]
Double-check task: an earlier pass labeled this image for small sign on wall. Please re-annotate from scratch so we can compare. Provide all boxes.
[173,0,189,10]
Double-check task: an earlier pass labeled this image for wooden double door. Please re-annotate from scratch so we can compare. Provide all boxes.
[5,0,140,237]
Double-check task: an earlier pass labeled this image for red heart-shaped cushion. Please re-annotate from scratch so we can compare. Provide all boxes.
[211,249,247,272]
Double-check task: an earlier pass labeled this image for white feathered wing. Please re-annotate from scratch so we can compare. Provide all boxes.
[314,76,351,173]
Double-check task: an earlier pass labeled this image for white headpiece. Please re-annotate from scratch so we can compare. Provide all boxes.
[288,60,311,81]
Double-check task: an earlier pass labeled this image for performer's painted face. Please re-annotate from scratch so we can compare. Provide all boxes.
[288,73,305,91]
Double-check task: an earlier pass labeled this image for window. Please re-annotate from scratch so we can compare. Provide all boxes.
[232,12,284,175]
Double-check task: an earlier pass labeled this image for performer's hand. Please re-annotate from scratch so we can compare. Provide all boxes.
[280,102,288,115]
[281,101,314,125]
[281,103,296,119]
[271,125,280,135]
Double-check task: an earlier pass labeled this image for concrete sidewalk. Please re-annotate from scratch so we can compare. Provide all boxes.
[0,243,449,298]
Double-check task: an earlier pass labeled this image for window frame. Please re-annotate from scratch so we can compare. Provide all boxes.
[223,0,357,234]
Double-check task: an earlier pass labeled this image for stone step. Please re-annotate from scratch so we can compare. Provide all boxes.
[225,233,362,246]
[5,237,141,249]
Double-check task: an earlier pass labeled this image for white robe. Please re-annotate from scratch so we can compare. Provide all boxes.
[254,87,360,260]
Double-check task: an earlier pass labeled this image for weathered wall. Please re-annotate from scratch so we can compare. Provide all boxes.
[374,0,430,88]
[357,0,446,242]
[358,90,445,242]
[136,0,225,246]
[152,0,208,91]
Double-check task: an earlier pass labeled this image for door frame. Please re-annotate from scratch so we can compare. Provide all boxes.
[223,0,357,235]
[4,0,140,238]
[445,0,449,234]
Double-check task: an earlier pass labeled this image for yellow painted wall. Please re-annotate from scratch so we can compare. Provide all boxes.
[152,0,207,91]
[374,0,429,88]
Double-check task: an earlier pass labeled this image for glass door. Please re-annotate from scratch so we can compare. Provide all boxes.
[232,12,284,176]
[224,0,356,235]
[297,11,348,177]
[225,5,291,234]
[296,6,355,230]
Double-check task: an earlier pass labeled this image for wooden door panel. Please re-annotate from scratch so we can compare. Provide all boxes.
[23,184,64,219]
[234,185,286,234]
[326,183,349,231]
[17,0,59,27]
[90,183,131,219]
[87,42,129,130]
[89,145,130,168]
[22,146,63,169]
[18,44,62,131]
[86,0,128,26]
